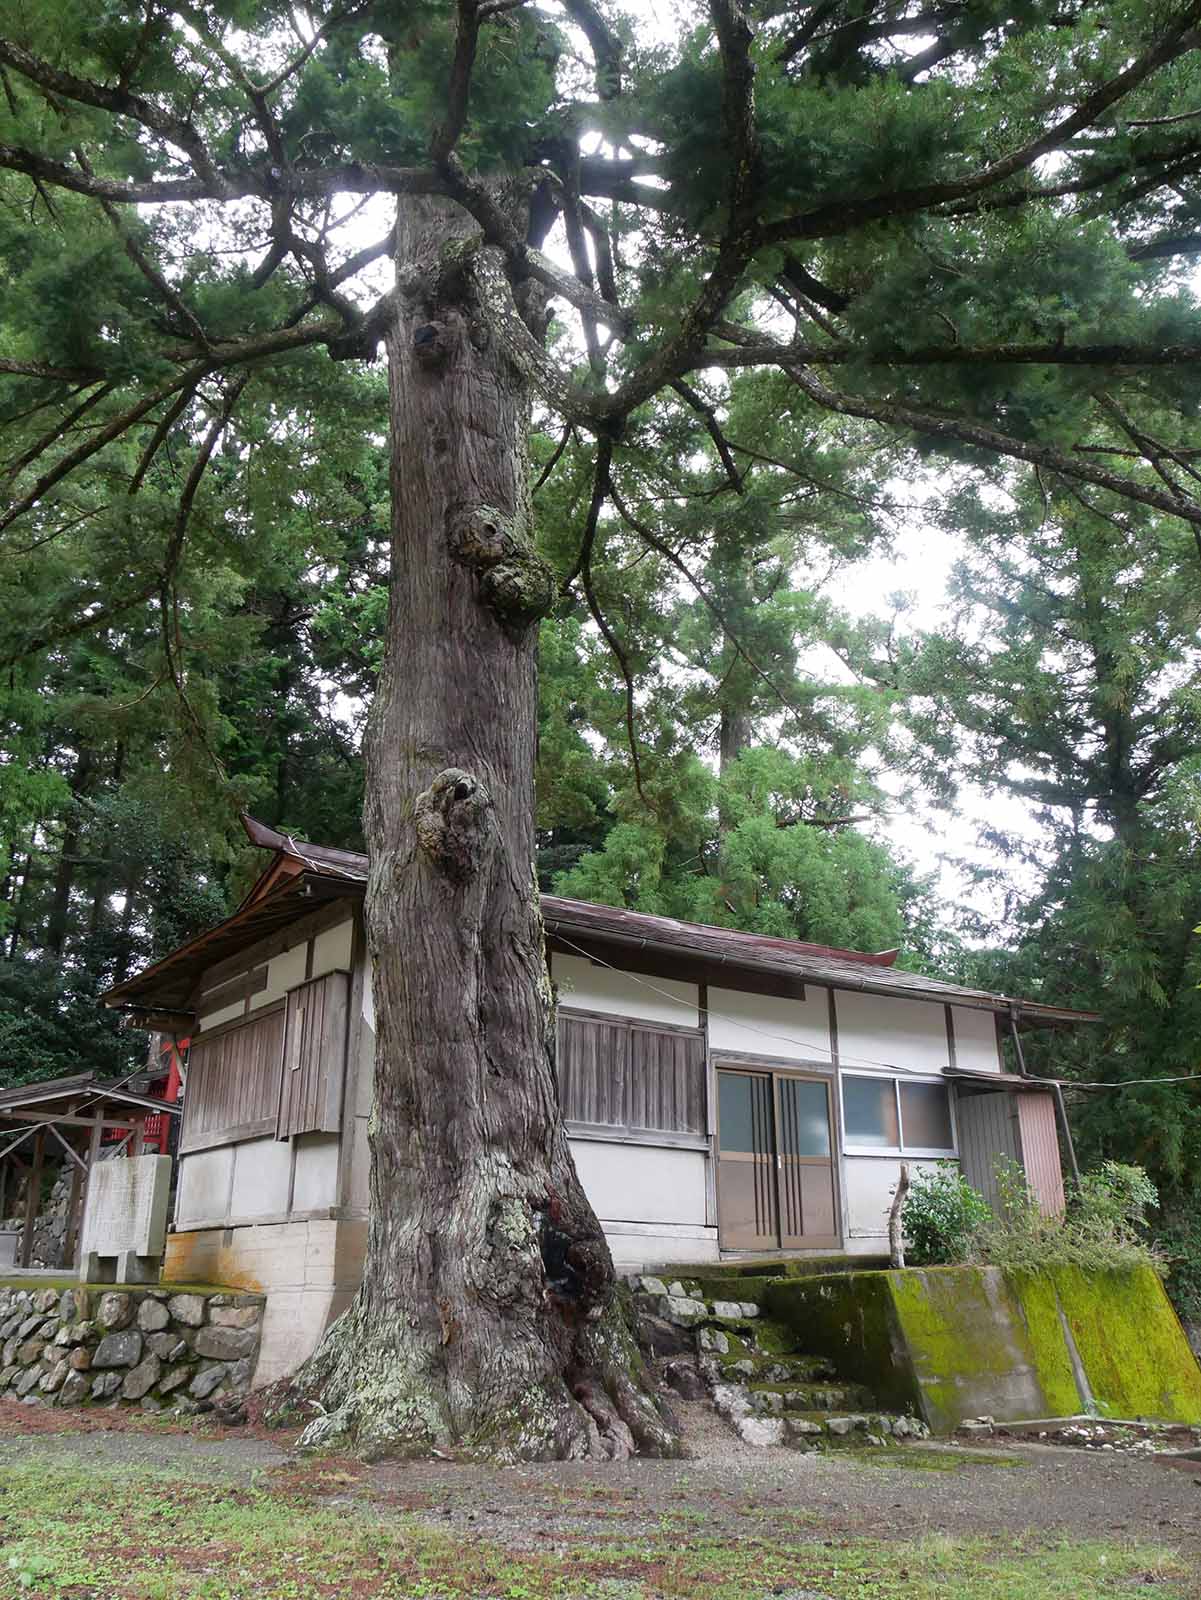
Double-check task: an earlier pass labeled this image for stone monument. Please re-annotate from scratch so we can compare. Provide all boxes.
[78,1154,171,1284]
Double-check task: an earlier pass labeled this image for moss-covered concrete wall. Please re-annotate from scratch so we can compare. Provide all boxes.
[766,1263,1201,1433]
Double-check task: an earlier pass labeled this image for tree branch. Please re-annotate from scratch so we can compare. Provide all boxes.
[0,36,226,190]
[0,358,104,383]
[782,360,1201,529]
[757,0,1201,247]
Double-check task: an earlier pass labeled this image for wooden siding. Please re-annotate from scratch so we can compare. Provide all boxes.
[181,1006,285,1153]
[277,970,351,1139]
[955,1087,1021,1211]
[559,1012,706,1135]
[1017,1091,1066,1217]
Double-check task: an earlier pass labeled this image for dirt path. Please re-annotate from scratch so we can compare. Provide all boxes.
[2,1398,1199,1559]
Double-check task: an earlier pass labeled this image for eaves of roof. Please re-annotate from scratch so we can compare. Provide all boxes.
[100,816,1101,1030]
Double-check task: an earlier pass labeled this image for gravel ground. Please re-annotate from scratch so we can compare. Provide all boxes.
[2,1397,1200,1560]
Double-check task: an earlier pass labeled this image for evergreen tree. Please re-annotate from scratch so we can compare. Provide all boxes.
[2,0,1201,1458]
[893,482,1201,1203]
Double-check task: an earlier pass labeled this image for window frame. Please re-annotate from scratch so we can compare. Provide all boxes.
[838,1068,958,1158]
[556,1006,708,1145]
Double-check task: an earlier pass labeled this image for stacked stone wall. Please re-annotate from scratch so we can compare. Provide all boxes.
[1,1166,74,1267]
[0,1283,264,1416]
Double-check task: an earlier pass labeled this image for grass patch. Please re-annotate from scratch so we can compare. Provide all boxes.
[0,1452,1189,1599]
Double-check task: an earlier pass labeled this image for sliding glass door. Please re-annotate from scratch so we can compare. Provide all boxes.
[716,1066,839,1251]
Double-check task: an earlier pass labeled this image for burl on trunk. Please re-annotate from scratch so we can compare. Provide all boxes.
[274,196,679,1462]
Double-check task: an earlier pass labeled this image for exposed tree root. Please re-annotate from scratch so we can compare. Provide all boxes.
[264,1285,682,1463]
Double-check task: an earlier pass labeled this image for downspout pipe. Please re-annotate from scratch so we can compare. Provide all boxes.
[1008,1002,1081,1189]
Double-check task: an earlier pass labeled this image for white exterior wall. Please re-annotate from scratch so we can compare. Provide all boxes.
[708,985,831,1062]
[229,1137,291,1217]
[951,1005,1001,1072]
[248,941,307,1012]
[569,1138,707,1228]
[175,1145,234,1225]
[197,913,356,1030]
[345,948,375,1215]
[179,916,1024,1314]
[842,1154,947,1244]
[292,1133,340,1211]
[553,953,697,1027]
[312,918,354,979]
[569,1135,716,1268]
[835,990,950,1074]
[196,998,243,1030]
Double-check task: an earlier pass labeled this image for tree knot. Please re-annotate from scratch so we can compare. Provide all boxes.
[413,321,450,369]
[413,768,494,882]
[447,507,555,631]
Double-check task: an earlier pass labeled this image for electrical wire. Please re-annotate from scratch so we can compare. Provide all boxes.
[553,931,975,1078]
[551,934,1201,1093]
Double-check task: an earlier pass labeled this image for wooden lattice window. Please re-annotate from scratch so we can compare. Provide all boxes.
[557,1012,706,1138]
[276,970,351,1139]
[180,1006,285,1153]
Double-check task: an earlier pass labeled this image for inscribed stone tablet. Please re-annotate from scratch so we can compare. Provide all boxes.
[80,1155,171,1261]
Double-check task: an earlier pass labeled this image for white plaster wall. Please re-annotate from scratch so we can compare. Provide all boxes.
[569,1137,707,1227]
[292,1133,340,1211]
[249,941,308,1012]
[230,1136,291,1218]
[603,1222,719,1271]
[951,1006,1001,1072]
[196,1000,243,1030]
[843,1154,945,1239]
[554,953,697,1027]
[835,990,950,1074]
[312,918,354,980]
[175,1147,233,1225]
[708,985,831,1062]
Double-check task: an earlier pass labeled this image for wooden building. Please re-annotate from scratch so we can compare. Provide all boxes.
[102,817,1095,1384]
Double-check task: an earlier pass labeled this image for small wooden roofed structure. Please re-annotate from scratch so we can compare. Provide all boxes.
[102,814,1102,1035]
[0,1073,180,1271]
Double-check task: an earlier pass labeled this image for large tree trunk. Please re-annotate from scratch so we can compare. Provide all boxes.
[275,196,679,1462]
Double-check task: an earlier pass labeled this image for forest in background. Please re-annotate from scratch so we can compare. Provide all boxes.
[4,357,1201,1303]
[0,0,1200,1377]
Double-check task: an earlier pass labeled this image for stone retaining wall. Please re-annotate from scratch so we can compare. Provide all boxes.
[0,1283,264,1416]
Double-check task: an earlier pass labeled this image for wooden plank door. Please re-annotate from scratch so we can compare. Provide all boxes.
[716,1069,778,1250]
[774,1073,839,1249]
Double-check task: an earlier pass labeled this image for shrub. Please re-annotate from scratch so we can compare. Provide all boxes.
[970,1157,1164,1274]
[901,1163,991,1265]
[1152,1213,1201,1322]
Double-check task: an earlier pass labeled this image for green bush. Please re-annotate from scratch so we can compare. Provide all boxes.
[1153,1213,1201,1322]
[901,1163,991,1265]
[970,1158,1164,1274]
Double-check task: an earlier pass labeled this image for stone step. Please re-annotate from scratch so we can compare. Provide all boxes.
[747,1380,875,1415]
[633,1290,762,1331]
[657,1253,890,1282]
[732,1407,930,1449]
[780,1409,930,1444]
[673,1274,776,1308]
[704,1347,838,1383]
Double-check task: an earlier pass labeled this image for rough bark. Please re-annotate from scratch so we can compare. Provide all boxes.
[272,195,679,1462]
